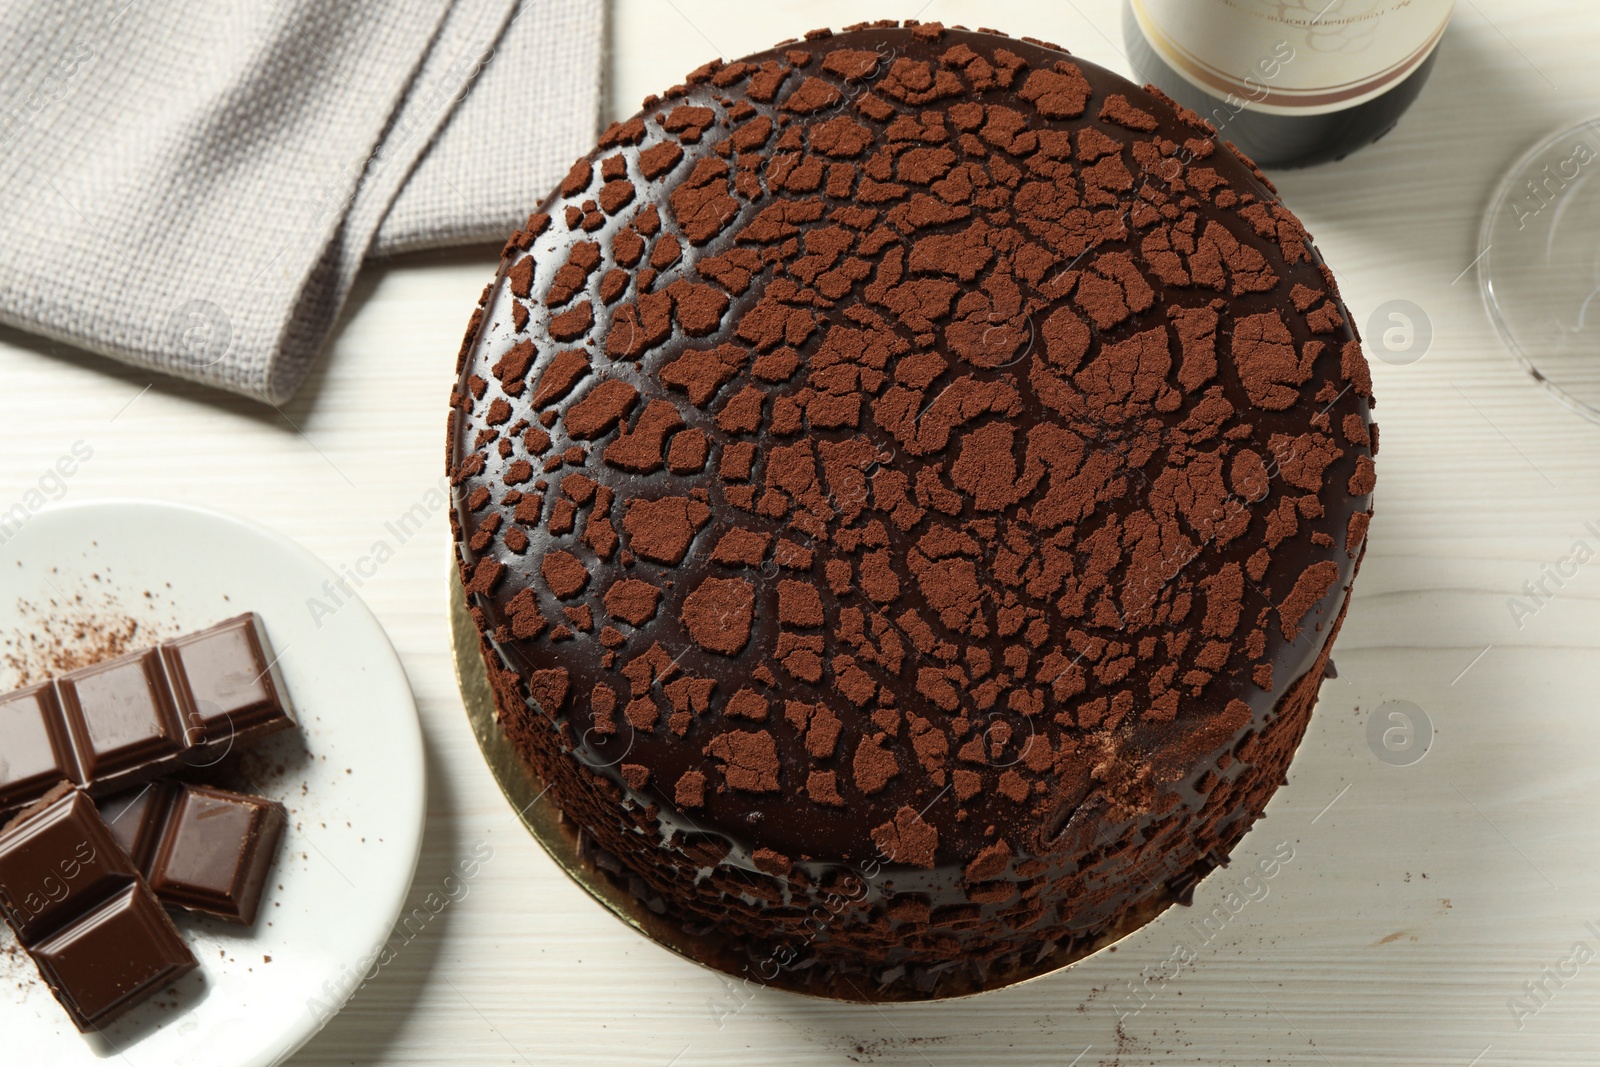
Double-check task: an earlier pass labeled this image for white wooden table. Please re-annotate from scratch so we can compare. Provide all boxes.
[4,1,1598,1063]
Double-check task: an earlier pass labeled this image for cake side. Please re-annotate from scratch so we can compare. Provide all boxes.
[447,21,1375,992]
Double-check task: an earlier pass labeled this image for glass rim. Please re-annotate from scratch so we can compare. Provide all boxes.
[1478,115,1600,424]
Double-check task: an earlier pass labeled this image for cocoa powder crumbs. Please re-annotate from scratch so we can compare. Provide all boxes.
[2,590,176,687]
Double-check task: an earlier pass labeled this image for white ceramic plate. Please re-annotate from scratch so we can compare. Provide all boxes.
[0,499,425,1067]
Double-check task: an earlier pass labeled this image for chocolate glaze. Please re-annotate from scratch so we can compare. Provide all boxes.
[448,21,1374,990]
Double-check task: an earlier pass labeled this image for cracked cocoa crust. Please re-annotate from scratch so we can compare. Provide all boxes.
[448,20,1375,992]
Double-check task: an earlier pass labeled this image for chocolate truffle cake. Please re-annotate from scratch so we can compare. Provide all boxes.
[448,21,1375,994]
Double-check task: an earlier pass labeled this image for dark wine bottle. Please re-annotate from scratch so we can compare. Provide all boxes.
[1122,0,1452,169]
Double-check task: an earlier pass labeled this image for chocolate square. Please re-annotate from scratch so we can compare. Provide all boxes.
[29,883,197,1031]
[146,784,285,926]
[100,781,179,873]
[0,683,81,810]
[160,614,294,756]
[0,783,138,944]
[57,650,187,790]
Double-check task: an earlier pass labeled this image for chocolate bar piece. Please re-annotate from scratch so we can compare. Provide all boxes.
[0,682,77,812]
[0,614,295,811]
[101,782,285,926]
[0,782,197,1031]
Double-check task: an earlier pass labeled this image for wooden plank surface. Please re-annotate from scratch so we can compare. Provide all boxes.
[3,1,1597,1063]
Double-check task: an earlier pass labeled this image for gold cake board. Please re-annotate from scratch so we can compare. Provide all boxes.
[449,569,1181,1002]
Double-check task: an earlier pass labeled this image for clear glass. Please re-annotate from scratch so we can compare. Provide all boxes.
[1479,119,1600,421]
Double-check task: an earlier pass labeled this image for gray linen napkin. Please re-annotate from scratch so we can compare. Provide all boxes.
[0,0,603,404]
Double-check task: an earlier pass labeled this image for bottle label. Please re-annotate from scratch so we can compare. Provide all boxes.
[1130,0,1453,116]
